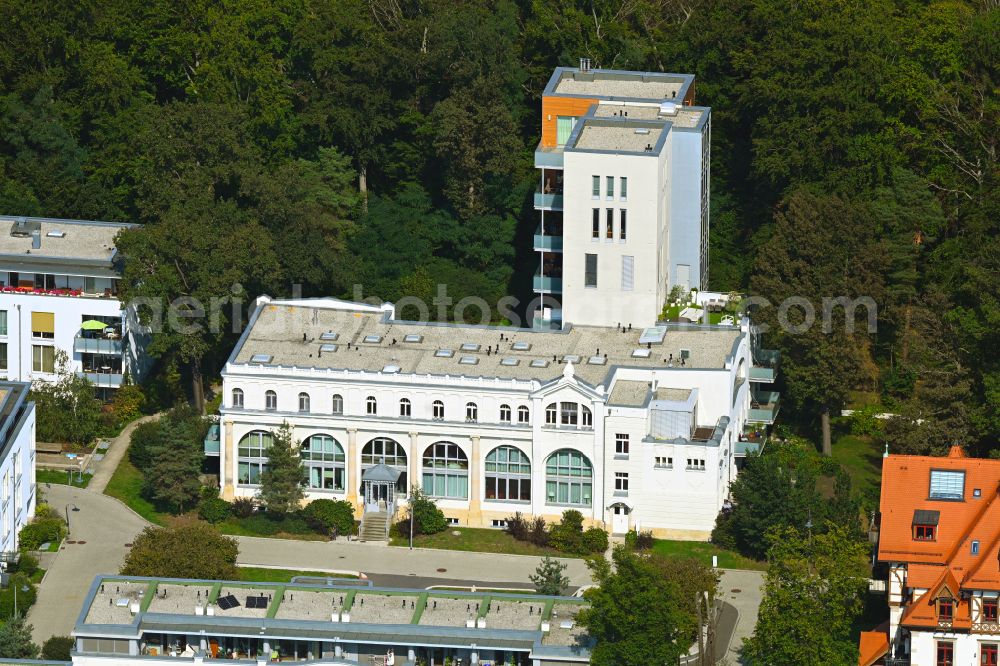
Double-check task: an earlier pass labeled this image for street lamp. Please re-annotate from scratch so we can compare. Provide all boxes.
[13,581,28,618]
[65,504,79,535]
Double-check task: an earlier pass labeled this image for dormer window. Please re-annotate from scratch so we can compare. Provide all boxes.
[912,509,940,541]
[938,597,954,622]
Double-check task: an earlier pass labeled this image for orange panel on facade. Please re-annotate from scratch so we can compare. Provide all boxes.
[540,96,599,147]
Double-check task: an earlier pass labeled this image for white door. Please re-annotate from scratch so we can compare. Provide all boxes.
[676,264,690,293]
[611,505,629,534]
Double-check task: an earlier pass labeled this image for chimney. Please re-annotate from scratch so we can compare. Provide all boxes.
[579,57,591,72]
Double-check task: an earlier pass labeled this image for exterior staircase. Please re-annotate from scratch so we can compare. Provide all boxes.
[359,511,389,542]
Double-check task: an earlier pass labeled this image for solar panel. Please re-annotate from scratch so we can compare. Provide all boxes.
[217,594,240,610]
[246,595,268,609]
[246,596,258,609]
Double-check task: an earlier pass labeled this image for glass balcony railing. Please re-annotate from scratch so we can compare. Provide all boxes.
[204,423,221,456]
[78,372,124,388]
[73,335,123,355]
[534,191,564,210]
[533,226,563,252]
[748,390,780,424]
[750,349,780,383]
[533,273,562,293]
[534,145,564,169]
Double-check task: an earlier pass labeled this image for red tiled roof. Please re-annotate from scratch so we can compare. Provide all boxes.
[858,624,889,666]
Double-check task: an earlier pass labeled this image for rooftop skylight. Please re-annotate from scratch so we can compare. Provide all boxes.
[434,349,454,358]
[500,357,520,366]
[403,334,423,343]
[362,335,382,344]
[460,343,481,352]
[319,343,338,353]
[512,341,532,351]
[249,354,272,364]
[320,332,339,341]
[459,356,479,365]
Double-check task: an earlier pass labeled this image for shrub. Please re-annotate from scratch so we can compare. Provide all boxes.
[197,497,232,524]
[18,518,66,551]
[120,524,239,580]
[302,499,356,536]
[41,636,74,661]
[0,574,36,617]
[635,530,654,550]
[34,503,61,522]
[582,527,609,554]
[505,512,529,541]
[529,516,549,547]
[548,510,585,553]
[237,514,281,536]
[11,553,39,578]
[408,488,448,535]
[232,497,256,518]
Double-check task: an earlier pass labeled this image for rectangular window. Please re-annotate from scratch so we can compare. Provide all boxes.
[686,458,706,470]
[655,456,673,468]
[620,209,627,240]
[606,208,614,239]
[615,434,630,456]
[592,175,600,198]
[939,598,954,621]
[31,345,55,373]
[592,208,600,239]
[556,116,576,145]
[621,256,634,291]
[929,470,965,500]
[983,599,998,622]
[914,524,936,541]
[936,641,953,666]
[0,344,6,371]
[606,176,614,199]
[982,644,998,666]
[615,472,629,492]
[84,276,97,293]
[31,312,55,339]
[620,176,628,200]
[0,310,6,336]
[585,254,597,288]
[972,539,980,555]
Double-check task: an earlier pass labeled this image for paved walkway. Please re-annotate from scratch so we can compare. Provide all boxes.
[716,568,765,664]
[27,484,147,644]
[86,413,161,493]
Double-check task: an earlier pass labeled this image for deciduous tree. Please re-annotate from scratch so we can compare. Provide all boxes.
[121,524,239,580]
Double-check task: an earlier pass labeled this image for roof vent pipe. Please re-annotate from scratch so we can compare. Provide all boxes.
[579,57,591,72]
[31,229,41,249]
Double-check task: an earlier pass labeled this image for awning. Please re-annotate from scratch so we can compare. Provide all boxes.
[362,464,402,483]
[912,509,940,526]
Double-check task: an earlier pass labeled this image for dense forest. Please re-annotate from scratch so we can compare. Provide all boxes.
[0,0,996,452]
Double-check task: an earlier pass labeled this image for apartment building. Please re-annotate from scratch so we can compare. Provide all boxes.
[0,216,149,395]
[860,446,1000,666]
[0,381,37,555]
[210,295,779,540]
[533,61,710,330]
[64,575,589,666]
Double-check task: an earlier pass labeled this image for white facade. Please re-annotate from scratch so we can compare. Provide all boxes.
[533,66,710,330]
[215,296,761,539]
[0,381,37,554]
[0,216,149,392]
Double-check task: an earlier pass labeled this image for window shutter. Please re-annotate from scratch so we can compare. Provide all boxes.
[31,311,54,334]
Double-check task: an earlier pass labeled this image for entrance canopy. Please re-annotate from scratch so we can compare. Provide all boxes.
[362,463,402,484]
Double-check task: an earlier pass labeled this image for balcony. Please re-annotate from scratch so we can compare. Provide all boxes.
[748,390,780,424]
[534,190,563,210]
[204,423,221,456]
[533,225,563,252]
[78,371,124,388]
[750,349,780,383]
[533,272,562,293]
[73,334,123,355]
[534,144,564,169]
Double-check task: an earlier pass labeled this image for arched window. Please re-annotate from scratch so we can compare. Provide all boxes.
[545,449,593,506]
[422,442,469,499]
[298,392,310,413]
[301,434,345,491]
[485,446,531,501]
[517,405,530,424]
[231,388,244,408]
[332,394,344,414]
[400,398,411,417]
[265,390,277,411]
[238,430,273,485]
[466,402,478,422]
[499,404,511,423]
[366,396,377,415]
[433,400,445,420]
[544,402,592,429]
[362,437,407,493]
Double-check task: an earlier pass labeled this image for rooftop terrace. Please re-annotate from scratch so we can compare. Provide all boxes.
[548,67,693,102]
[229,298,744,386]
[77,576,591,651]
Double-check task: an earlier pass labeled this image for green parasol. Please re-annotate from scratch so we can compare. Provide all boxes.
[80,320,108,331]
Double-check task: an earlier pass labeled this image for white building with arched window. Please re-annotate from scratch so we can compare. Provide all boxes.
[213,296,778,539]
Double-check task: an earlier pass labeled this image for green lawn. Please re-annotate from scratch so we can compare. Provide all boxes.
[651,539,768,571]
[37,468,93,488]
[103,456,166,525]
[661,304,731,325]
[234,566,357,583]
[832,433,883,503]
[390,527,583,558]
